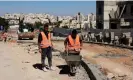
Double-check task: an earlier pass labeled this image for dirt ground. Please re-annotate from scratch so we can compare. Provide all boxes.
[0,41,80,80]
[53,41,133,80]
[0,31,133,80]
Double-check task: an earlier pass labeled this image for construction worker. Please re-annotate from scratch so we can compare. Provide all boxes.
[64,29,83,55]
[38,23,54,72]
[2,31,8,42]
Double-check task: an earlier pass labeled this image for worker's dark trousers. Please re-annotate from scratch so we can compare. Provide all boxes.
[41,46,52,68]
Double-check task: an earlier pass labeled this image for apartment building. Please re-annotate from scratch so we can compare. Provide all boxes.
[96,1,133,29]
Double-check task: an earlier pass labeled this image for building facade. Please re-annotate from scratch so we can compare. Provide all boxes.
[96,1,133,29]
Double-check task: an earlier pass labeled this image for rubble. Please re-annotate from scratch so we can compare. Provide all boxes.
[17,43,39,55]
[73,66,90,80]
[107,73,115,79]
[22,61,30,63]
[96,53,127,58]
[52,52,61,57]
[81,30,133,48]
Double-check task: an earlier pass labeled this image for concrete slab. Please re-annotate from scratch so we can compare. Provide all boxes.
[81,59,108,80]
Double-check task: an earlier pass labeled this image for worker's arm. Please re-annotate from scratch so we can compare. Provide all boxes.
[79,37,83,49]
[64,37,68,49]
[38,33,42,52]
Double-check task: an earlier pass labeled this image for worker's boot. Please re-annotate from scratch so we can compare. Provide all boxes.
[43,67,48,72]
[49,66,55,71]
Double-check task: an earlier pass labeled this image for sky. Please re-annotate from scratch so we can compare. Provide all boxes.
[0,1,96,16]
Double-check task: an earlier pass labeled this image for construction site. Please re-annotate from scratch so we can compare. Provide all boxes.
[0,1,133,80]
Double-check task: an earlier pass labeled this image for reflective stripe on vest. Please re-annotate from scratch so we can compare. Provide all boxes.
[68,35,80,51]
[40,32,51,48]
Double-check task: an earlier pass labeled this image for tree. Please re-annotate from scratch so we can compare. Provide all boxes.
[26,23,33,28]
[69,19,72,28]
[62,25,68,29]
[18,17,24,32]
[19,17,24,26]
[55,21,62,27]
[0,17,9,31]
[25,23,34,32]
[34,22,43,29]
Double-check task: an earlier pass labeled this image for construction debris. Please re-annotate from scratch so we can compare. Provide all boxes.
[107,73,115,79]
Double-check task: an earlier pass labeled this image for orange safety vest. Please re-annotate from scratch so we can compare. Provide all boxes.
[40,32,51,48]
[67,35,81,51]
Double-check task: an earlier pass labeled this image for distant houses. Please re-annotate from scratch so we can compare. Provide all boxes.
[1,13,96,29]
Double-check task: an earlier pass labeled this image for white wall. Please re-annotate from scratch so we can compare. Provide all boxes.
[103,1,118,29]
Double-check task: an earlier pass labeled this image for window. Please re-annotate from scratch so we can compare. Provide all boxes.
[97,22,103,29]
[131,5,133,15]
[110,23,117,29]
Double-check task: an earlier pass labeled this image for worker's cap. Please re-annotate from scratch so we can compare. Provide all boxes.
[43,23,49,28]
[72,29,77,34]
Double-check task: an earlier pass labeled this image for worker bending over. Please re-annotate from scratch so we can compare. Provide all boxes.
[64,29,83,55]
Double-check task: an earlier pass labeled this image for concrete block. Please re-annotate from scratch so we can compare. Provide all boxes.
[115,36,119,40]
[82,59,108,80]
[129,37,132,46]
[99,32,103,40]
[105,32,110,38]
[123,32,131,38]
[91,33,95,39]
[111,32,114,40]
[107,73,115,79]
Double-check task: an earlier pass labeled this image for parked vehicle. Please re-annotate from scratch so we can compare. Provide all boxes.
[17,24,34,40]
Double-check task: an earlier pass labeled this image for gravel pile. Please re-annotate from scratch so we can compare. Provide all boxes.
[107,73,132,80]
[26,45,39,54]
[72,66,90,80]
[18,43,39,54]
[94,53,127,58]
